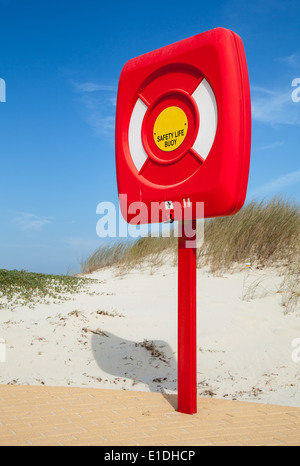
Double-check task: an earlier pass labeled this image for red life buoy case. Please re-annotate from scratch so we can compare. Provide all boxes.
[115,28,251,224]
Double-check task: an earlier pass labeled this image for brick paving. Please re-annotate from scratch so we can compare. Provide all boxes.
[0,384,299,446]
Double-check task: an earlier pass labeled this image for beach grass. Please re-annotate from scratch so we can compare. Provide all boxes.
[83,197,299,272]
[80,235,177,274]
[82,197,299,311]
[0,269,92,310]
[201,197,299,270]
[1,198,298,312]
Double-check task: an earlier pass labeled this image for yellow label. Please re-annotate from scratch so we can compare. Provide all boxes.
[153,106,188,152]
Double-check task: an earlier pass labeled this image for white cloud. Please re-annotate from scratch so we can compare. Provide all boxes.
[278,54,299,68]
[71,80,117,137]
[62,236,101,249]
[251,85,276,96]
[15,213,53,232]
[88,114,115,134]
[251,85,300,126]
[258,141,284,151]
[248,169,300,199]
[72,82,117,93]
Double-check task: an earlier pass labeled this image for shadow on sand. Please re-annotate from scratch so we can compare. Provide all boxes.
[91,331,178,410]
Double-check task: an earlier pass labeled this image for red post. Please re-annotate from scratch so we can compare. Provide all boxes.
[178,220,197,414]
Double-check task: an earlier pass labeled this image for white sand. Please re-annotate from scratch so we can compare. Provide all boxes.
[0,260,299,407]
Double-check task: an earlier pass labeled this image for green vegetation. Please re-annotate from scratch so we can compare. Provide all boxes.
[0,269,93,310]
[202,197,299,272]
[1,198,298,313]
[80,236,177,274]
[82,197,299,272]
[81,197,300,312]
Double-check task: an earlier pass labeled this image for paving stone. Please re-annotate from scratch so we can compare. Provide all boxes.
[0,385,299,446]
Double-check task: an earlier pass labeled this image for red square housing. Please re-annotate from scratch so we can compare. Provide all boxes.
[115,28,251,223]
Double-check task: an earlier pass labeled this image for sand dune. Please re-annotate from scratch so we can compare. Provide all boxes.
[0,261,299,407]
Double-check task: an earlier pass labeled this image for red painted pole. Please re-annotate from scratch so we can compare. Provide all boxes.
[178,220,197,414]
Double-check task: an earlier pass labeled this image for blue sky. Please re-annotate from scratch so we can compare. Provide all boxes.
[0,0,299,274]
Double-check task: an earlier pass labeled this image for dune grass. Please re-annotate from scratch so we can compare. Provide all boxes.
[2,198,297,312]
[201,197,299,272]
[80,235,177,274]
[81,197,299,312]
[82,197,299,272]
[0,269,93,310]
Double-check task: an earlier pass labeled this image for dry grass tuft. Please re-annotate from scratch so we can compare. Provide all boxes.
[81,197,299,312]
[81,236,177,274]
[279,261,300,313]
[200,197,299,272]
